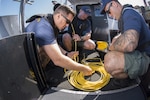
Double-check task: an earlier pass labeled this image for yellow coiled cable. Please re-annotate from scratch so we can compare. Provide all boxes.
[65,24,110,91]
[96,41,108,52]
[67,58,110,92]
[71,24,79,62]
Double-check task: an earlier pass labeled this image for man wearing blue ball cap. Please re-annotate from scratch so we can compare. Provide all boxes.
[99,0,150,80]
[80,6,92,16]
[58,5,96,52]
[99,0,112,14]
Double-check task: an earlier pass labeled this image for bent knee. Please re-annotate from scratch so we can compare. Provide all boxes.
[104,51,124,74]
[104,61,113,74]
[84,42,96,50]
[104,52,115,71]
[63,33,71,40]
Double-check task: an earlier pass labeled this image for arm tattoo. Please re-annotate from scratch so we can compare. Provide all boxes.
[113,29,139,52]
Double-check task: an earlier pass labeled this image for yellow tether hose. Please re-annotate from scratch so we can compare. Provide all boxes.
[70,23,78,62]
[64,24,110,92]
[67,58,110,92]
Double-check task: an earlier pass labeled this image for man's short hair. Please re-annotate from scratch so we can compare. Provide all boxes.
[54,5,76,17]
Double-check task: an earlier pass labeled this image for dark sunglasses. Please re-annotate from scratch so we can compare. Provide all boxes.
[105,2,112,14]
[61,14,71,24]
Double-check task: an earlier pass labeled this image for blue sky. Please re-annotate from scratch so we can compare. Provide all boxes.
[0,0,146,23]
[0,0,63,20]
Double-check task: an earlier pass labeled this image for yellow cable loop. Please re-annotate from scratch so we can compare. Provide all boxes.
[70,23,78,62]
[96,41,108,51]
[64,24,110,92]
[67,58,110,92]
[63,23,78,77]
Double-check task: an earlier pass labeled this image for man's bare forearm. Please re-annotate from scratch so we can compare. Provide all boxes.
[109,29,139,52]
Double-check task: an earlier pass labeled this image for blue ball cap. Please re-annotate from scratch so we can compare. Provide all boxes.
[100,0,112,14]
[81,6,91,16]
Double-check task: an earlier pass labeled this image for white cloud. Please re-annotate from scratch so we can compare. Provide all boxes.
[119,0,145,6]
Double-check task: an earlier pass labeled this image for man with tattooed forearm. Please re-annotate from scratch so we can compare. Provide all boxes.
[100,0,150,80]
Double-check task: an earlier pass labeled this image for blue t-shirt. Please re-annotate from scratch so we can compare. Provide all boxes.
[68,15,91,36]
[122,8,150,55]
[25,18,57,46]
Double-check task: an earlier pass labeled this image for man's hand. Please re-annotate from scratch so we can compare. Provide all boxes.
[109,34,121,51]
[73,34,81,41]
[67,51,79,59]
[82,65,93,76]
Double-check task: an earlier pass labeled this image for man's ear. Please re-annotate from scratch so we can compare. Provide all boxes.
[57,13,61,19]
[112,1,118,7]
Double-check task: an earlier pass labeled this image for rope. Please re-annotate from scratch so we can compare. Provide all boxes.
[67,58,110,92]
[65,25,110,92]
[70,23,78,62]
